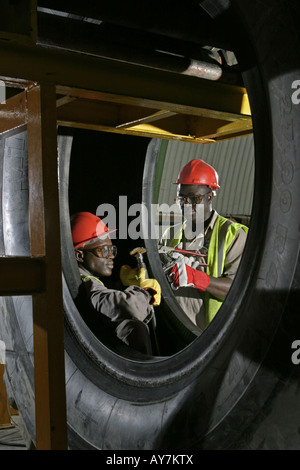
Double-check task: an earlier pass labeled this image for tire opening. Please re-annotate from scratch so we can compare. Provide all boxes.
[62,127,254,357]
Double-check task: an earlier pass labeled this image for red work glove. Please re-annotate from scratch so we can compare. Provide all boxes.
[168,263,210,292]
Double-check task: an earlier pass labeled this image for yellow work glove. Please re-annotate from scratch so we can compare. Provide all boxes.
[138,268,161,307]
[120,265,140,286]
[120,266,161,306]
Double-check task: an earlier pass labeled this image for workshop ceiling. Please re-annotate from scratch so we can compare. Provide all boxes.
[0,0,252,142]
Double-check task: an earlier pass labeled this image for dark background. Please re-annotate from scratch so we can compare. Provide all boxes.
[68,129,151,283]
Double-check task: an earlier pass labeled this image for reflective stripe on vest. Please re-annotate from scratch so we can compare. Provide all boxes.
[80,273,104,285]
[217,220,233,277]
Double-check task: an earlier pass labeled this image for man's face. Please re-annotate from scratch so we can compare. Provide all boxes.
[76,236,115,277]
[177,184,213,224]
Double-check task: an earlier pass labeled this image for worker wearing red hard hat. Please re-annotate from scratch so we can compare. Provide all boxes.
[161,159,248,329]
[71,212,161,355]
[176,159,220,188]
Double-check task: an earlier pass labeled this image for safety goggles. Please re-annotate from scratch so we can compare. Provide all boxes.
[85,245,117,259]
[175,190,211,206]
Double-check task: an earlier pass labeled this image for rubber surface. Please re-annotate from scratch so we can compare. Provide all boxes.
[0,0,300,450]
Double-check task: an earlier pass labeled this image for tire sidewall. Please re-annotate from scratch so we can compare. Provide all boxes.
[0,0,299,450]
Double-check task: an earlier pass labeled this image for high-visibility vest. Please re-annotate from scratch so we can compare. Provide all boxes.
[163,215,248,325]
[205,216,248,325]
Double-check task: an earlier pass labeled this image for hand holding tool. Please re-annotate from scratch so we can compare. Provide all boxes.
[168,263,210,292]
[129,247,161,306]
[159,245,208,258]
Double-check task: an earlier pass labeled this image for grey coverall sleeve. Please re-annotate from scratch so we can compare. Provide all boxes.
[82,276,153,324]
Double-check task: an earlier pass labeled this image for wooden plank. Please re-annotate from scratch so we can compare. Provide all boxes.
[27,83,68,450]
[0,90,27,136]
[0,257,45,295]
[0,0,34,37]
[0,40,251,119]
[0,364,10,427]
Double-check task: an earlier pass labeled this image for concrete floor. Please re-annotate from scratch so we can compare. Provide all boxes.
[0,416,27,450]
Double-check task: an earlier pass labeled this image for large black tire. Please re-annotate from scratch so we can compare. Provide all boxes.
[0,0,300,450]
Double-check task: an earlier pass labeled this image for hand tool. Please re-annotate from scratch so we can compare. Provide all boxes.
[130,247,159,353]
[158,245,207,257]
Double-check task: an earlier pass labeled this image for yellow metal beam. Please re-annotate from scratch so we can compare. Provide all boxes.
[198,118,253,141]
[56,85,251,122]
[56,96,252,143]
[0,80,252,143]
[115,109,177,129]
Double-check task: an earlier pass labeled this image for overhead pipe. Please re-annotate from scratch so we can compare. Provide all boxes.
[181,58,222,80]
[37,12,223,81]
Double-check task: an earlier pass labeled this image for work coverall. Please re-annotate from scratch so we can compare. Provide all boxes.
[79,265,153,354]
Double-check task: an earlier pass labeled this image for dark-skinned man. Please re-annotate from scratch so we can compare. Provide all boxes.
[71,212,161,355]
[160,159,248,330]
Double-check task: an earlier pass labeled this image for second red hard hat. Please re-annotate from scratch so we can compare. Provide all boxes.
[71,212,117,249]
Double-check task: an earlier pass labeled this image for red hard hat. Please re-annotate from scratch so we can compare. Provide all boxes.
[71,212,117,249]
[176,159,220,189]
